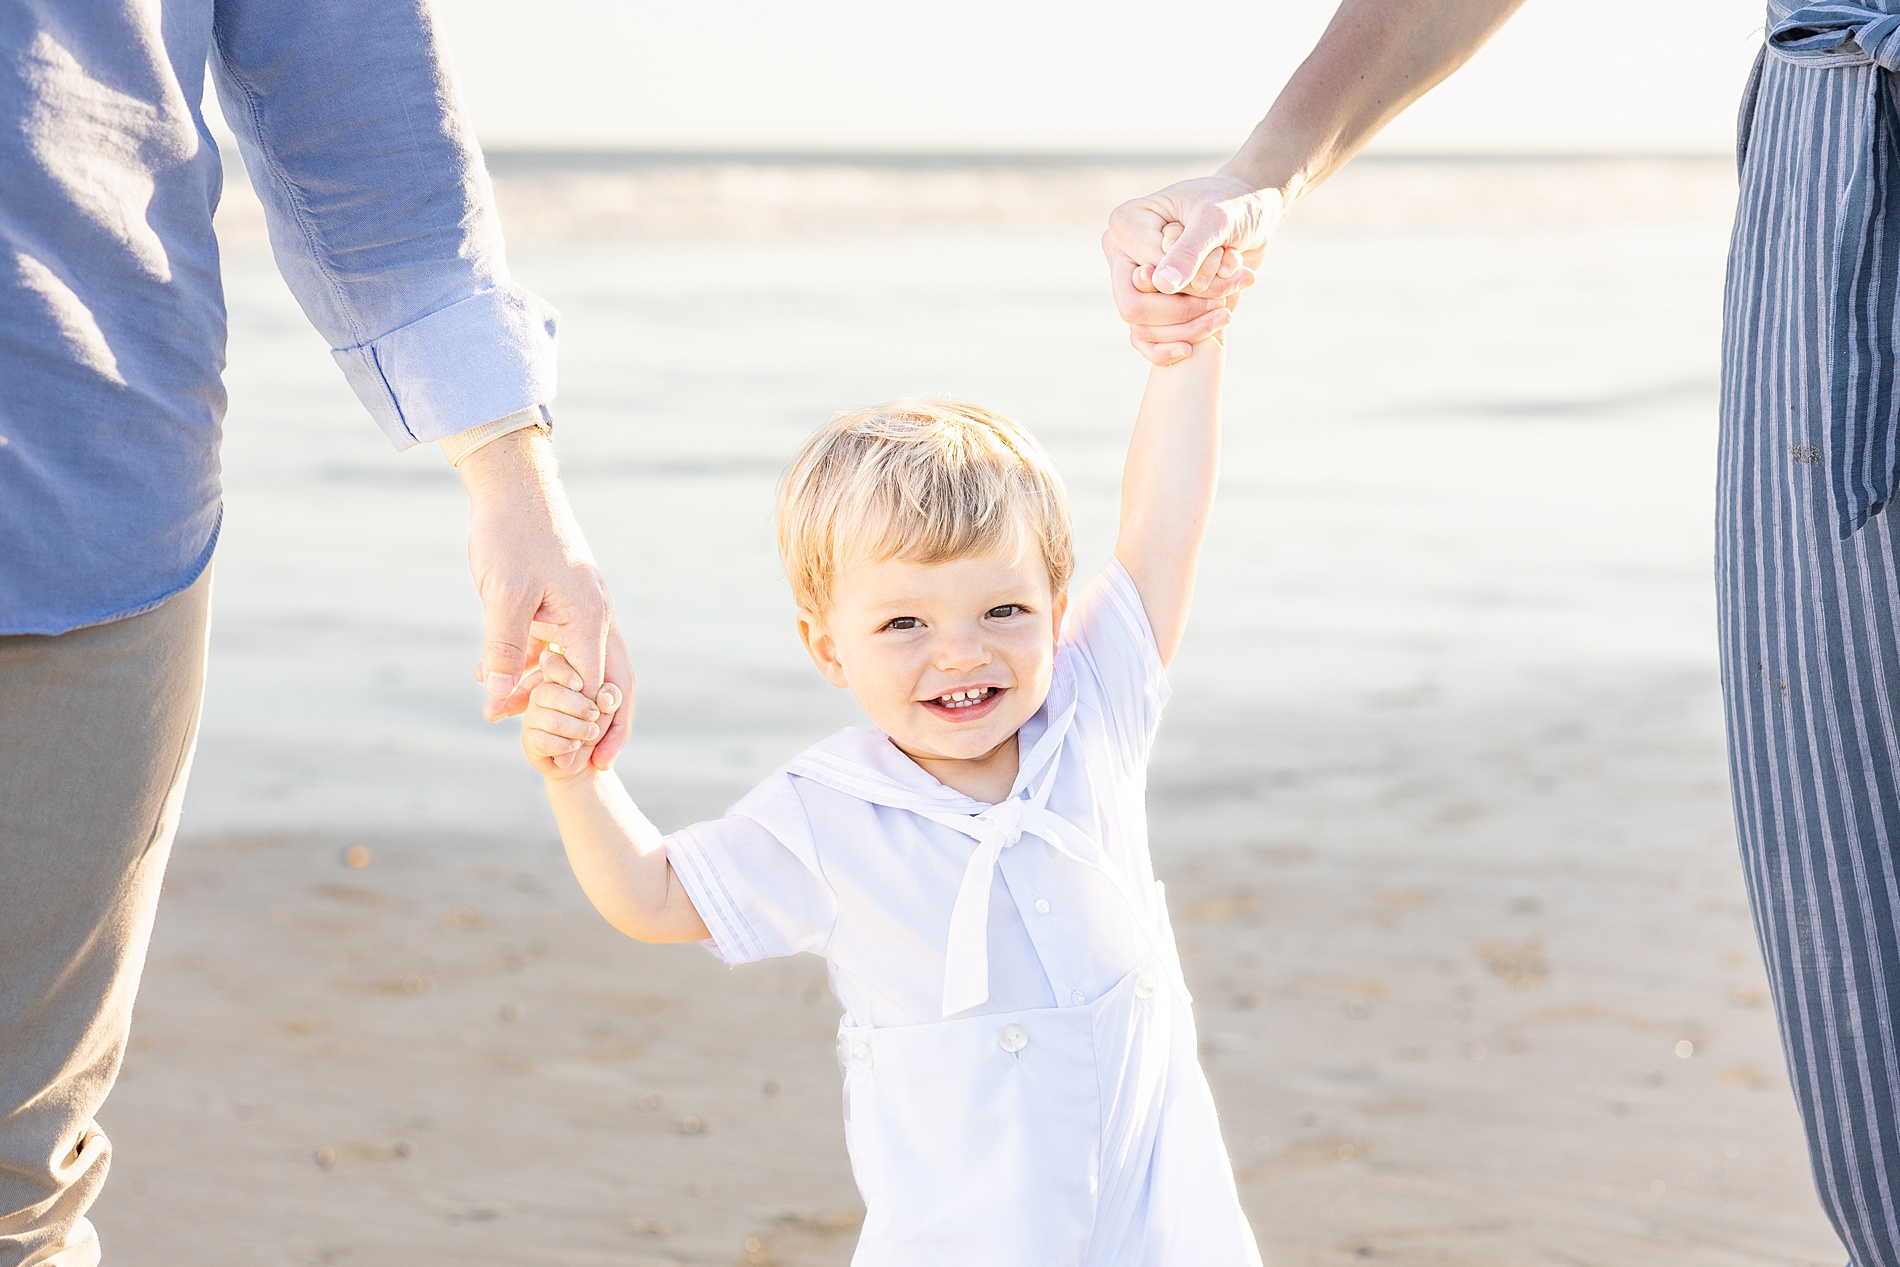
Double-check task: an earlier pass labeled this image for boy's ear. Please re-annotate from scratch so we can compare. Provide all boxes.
[797,610,851,689]
[1050,587,1069,639]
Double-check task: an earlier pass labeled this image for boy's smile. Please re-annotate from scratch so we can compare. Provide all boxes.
[920,684,1006,721]
[799,547,1066,803]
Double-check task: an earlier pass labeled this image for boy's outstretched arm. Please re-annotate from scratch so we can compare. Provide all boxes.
[524,651,711,944]
[1113,331,1226,668]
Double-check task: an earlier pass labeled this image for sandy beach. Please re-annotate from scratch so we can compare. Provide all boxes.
[88,155,1846,1266]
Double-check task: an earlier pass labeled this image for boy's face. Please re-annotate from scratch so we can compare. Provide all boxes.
[799,547,1066,771]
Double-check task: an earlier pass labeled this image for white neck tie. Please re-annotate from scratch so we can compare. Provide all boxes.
[787,704,1174,1017]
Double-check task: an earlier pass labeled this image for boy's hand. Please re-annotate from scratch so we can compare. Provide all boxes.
[1111,221,1245,362]
[521,649,623,780]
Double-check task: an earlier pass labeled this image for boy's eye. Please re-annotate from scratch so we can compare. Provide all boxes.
[986,604,1026,620]
[883,616,922,631]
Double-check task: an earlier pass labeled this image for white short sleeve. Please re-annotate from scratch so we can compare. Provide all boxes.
[1061,559,1172,768]
[664,775,838,967]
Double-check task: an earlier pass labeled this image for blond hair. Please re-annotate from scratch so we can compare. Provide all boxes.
[777,399,1075,614]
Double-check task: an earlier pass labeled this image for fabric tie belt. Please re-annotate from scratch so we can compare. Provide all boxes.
[1773,2,1900,61]
[1769,2,1900,535]
[788,702,1180,1018]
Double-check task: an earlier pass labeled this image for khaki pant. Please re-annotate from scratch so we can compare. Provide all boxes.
[0,571,211,1267]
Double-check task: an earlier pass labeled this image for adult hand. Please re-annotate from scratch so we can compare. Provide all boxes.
[460,428,633,769]
[1105,174,1281,365]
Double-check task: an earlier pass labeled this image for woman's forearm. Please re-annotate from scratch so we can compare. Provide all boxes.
[1107,0,1527,363]
[1223,0,1526,207]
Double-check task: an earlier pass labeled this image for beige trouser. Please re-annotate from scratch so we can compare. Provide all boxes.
[0,570,212,1267]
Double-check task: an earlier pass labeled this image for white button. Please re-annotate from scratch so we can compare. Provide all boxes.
[1134,971,1158,999]
[998,1024,1028,1053]
[1035,898,1051,914]
[852,1040,874,1068]
[1070,989,1085,1005]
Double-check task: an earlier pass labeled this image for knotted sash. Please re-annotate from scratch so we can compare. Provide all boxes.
[787,704,1177,1018]
[1769,2,1900,535]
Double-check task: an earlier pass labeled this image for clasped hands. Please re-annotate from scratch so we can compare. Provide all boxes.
[1103,172,1281,364]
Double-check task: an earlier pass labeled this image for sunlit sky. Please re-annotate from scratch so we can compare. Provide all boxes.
[419,0,1767,154]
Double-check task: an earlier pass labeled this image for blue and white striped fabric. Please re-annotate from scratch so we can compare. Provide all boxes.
[1722,4,1900,1261]
[1767,2,1900,535]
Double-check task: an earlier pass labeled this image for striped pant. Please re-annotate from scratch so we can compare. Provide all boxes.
[1722,28,1900,1267]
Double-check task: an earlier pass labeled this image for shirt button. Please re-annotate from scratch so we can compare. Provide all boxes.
[1134,971,1159,999]
[1035,898,1051,914]
[1070,989,1085,1005]
[852,1040,874,1068]
[998,1024,1028,1053]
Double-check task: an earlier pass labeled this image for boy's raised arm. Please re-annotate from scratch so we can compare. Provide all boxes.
[1112,333,1226,668]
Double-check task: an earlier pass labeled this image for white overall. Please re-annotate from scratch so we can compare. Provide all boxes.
[788,701,1262,1267]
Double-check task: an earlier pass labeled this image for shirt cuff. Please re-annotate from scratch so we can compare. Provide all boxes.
[438,405,552,467]
[330,284,559,450]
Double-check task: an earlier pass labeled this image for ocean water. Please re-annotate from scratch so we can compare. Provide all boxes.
[192,159,1729,845]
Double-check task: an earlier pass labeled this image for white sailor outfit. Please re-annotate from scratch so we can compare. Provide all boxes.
[665,562,1262,1267]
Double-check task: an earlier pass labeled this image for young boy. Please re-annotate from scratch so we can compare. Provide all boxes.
[519,293,1259,1264]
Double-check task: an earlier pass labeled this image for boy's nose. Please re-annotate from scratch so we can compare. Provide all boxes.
[933,636,990,672]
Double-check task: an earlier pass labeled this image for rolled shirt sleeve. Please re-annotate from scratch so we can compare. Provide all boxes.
[209,0,555,448]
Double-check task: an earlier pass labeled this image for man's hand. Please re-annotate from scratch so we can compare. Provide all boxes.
[460,428,633,769]
[1105,174,1277,366]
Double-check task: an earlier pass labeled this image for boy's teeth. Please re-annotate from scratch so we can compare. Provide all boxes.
[936,687,992,708]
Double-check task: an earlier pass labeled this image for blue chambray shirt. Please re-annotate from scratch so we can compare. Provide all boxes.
[0,0,559,634]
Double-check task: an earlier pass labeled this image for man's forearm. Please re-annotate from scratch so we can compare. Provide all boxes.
[458,425,611,705]
[1221,0,1526,208]
[458,426,573,535]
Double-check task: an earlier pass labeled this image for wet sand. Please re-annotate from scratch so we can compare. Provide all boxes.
[92,157,1845,1265]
